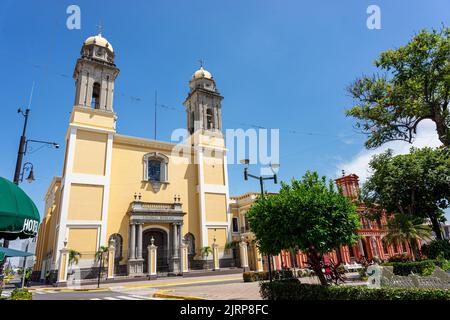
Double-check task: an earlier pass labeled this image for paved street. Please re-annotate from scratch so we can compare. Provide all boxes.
[19,272,363,300]
[32,290,158,300]
[25,274,245,300]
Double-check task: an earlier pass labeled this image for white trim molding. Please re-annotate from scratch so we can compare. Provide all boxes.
[55,127,77,266]
[196,148,208,248]
[100,132,113,246]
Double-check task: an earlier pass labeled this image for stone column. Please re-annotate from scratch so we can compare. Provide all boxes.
[169,223,181,275]
[180,238,189,273]
[178,224,182,258]
[358,238,365,257]
[172,223,177,257]
[129,223,136,260]
[137,224,143,259]
[57,240,69,284]
[255,246,264,272]
[371,237,379,260]
[147,237,157,278]
[212,236,220,271]
[239,236,249,271]
[107,238,115,279]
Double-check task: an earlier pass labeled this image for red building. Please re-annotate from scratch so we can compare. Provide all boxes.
[271,173,415,270]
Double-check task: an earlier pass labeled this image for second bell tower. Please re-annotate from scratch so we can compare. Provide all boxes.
[183,66,223,134]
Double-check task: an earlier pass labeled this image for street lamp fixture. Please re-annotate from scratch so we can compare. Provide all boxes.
[240,159,279,282]
[25,139,59,153]
[19,162,35,184]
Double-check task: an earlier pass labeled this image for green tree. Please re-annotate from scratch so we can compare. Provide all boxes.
[68,250,81,267]
[346,27,450,148]
[247,171,360,285]
[361,147,450,239]
[201,246,212,270]
[95,246,109,288]
[421,239,450,260]
[383,213,432,260]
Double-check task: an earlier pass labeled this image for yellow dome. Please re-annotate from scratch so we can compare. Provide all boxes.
[192,67,212,80]
[84,34,114,53]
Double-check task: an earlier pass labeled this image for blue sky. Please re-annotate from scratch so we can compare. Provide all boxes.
[1,0,449,228]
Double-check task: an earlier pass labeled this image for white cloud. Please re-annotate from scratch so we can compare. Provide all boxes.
[336,120,442,183]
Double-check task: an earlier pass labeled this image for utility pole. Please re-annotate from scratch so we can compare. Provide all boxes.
[13,109,30,185]
[2,109,31,250]
[21,241,30,288]
[4,108,59,251]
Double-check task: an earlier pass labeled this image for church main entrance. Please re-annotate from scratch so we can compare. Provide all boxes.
[142,228,169,273]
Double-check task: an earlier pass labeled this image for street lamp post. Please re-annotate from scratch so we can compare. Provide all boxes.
[21,241,30,289]
[3,108,59,249]
[13,108,59,185]
[240,159,279,282]
[13,109,30,185]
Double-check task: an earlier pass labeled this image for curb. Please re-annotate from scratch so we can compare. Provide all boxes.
[122,277,241,290]
[153,290,204,300]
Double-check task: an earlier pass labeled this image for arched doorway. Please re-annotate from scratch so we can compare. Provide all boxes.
[184,232,195,258]
[108,233,123,274]
[142,228,169,273]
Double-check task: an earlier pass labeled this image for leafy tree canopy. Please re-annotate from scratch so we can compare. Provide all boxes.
[362,147,450,238]
[346,27,450,148]
[247,171,360,256]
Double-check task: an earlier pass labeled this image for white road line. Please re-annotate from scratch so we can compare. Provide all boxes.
[116,295,144,300]
[33,291,47,295]
[90,298,101,300]
[103,297,120,300]
[130,295,151,299]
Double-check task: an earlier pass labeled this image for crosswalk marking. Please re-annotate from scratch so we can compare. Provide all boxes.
[33,290,58,294]
[90,298,101,300]
[103,297,120,300]
[34,290,57,294]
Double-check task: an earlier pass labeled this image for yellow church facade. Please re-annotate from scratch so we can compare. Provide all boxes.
[33,33,239,282]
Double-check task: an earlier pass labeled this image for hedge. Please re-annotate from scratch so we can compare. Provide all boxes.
[389,260,435,276]
[10,288,32,300]
[381,259,450,276]
[421,239,450,260]
[260,280,450,300]
[243,271,270,282]
[243,270,296,282]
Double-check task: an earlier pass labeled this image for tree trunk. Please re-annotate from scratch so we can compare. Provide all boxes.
[410,240,420,261]
[433,107,450,147]
[408,241,416,261]
[307,250,327,286]
[428,214,443,240]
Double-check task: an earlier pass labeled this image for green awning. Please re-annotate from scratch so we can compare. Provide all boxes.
[0,177,40,240]
[0,246,34,262]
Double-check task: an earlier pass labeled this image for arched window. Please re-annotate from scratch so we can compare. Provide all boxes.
[92,82,101,109]
[190,111,195,134]
[143,152,169,182]
[206,108,213,130]
[108,233,123,261]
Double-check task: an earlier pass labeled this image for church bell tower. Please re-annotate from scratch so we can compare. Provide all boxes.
[183,66,223,134]
[73,33,119,111]
[183,65,232,251]
[55,33,119,281]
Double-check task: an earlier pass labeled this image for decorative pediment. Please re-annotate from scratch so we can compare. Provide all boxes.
[143,152,169,192]
[129,200,185,224]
